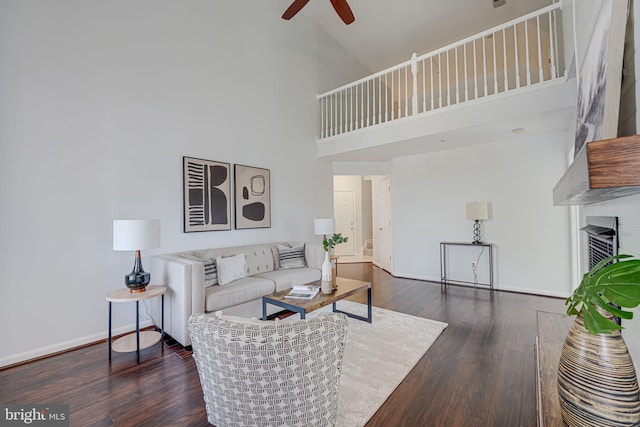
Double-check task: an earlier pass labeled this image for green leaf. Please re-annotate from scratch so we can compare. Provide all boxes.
[582,305,621,334]
[590,294,634,319]
[322,233,348,251]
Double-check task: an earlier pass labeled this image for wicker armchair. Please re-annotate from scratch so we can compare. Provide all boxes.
[188,312,349,427]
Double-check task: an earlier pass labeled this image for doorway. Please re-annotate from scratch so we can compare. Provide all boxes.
[334,190,356,256]
[375,177,393,272]
[332,176,376,264]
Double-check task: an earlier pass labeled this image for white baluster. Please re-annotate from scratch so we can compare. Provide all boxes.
[367,80,371,126]
[514,23,520,88]
[318,97,323,139]
[391,71,395,119]
[525,19,531,86]
[438,53,443,107]
[536,16,543,82]
[378,77,382,124]
[482,37,488,96]
[503,28,509,90]
[492,32,498,93]
[422,60,426,113]
[404,66,408,117]
[349,86,353,131]
[336,93,340,135]
[473,41,478,99]
[446,50,451,106]
[361,82,364,128]
[464,43,468,102]
[411,52,418,115]
[430,57,435,110]
[385,74,389,122]
[549,10,557,79]
[455,46,459,104]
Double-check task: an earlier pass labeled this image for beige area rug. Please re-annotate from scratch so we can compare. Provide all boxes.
[307,301,448,427]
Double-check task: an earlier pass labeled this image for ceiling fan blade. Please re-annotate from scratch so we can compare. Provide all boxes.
[282,0,311,20]
[329,0,355,25]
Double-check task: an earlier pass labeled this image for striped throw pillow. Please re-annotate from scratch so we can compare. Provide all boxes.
[277,244,307,269]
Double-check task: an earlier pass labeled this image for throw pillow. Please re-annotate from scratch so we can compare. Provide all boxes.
[203,260,218,287]
[277,244,307,269]
[181,253,218,287]
[216,254,247,286]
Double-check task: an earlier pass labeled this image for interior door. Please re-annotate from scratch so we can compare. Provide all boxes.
[333,190,356,256]
[377,178,393,272]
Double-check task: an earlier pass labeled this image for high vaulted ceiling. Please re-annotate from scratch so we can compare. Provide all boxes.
[284,0,554,72]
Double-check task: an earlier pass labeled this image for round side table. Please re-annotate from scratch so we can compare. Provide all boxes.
[105,285,167,364]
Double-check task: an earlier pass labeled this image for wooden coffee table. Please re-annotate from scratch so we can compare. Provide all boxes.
[262,277,372,323]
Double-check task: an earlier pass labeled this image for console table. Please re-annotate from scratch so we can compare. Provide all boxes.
[440,241,494,291]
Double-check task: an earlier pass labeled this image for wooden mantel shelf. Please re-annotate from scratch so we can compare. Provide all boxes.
[553,135,640,205]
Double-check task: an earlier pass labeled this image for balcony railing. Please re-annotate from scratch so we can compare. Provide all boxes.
[317,3,565,140]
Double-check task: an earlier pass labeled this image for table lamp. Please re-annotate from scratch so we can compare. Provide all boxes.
[465,201,489,244]
[314,218,335,239]
[113,219,161,292]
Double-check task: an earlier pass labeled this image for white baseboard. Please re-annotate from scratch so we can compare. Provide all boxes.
[389,270,570,299]
[0,320,153,369]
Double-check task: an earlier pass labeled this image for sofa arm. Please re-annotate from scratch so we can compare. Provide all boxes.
[151,255,205,347]
[305,242,325,269]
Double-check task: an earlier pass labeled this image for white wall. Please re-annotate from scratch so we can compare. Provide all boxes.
[391,133,573,296]
[0,1,368,366]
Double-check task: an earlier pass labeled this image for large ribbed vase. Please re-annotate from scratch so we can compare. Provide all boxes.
[557,312,640,426]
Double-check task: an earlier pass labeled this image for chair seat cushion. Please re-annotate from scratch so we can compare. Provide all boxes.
[205,277,275,312]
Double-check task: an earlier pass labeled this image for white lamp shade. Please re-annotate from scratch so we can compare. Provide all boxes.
[113,219,161,251]
[466,202,489,221]
[314,218,335,235]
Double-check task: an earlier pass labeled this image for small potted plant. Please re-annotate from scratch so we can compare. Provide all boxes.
[320,233,348,294]
[559,254,640,426]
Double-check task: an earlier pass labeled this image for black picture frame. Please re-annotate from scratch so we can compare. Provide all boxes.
[183,156,231,232]
[234,164,271,229]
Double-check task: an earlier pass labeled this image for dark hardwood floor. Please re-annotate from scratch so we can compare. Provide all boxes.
[1,263,566,426]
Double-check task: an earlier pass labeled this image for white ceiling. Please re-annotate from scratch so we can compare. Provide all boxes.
[285,0,554,72]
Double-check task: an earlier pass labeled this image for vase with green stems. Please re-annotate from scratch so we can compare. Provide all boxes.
[321,233,348,294]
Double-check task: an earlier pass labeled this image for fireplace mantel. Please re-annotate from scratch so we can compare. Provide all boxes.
[553,135,640,205]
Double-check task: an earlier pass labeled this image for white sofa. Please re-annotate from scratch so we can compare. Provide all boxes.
[151,241,324,347]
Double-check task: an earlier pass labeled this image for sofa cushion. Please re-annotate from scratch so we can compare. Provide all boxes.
[216,254,247,286]
[277,244,307,269]
[205,276,275,312]
[254,267,321,292]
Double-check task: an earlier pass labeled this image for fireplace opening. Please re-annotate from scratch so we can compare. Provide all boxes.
[581,216,619,324]
[581,216,618,269]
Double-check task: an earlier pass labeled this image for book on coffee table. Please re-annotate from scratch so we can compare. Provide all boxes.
[285,285,320,300]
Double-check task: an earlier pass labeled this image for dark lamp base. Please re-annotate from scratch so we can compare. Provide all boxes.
[125,272,150,292]
[125,250,150,292]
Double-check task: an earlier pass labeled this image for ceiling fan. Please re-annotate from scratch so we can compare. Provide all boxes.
[282,0,355,25]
